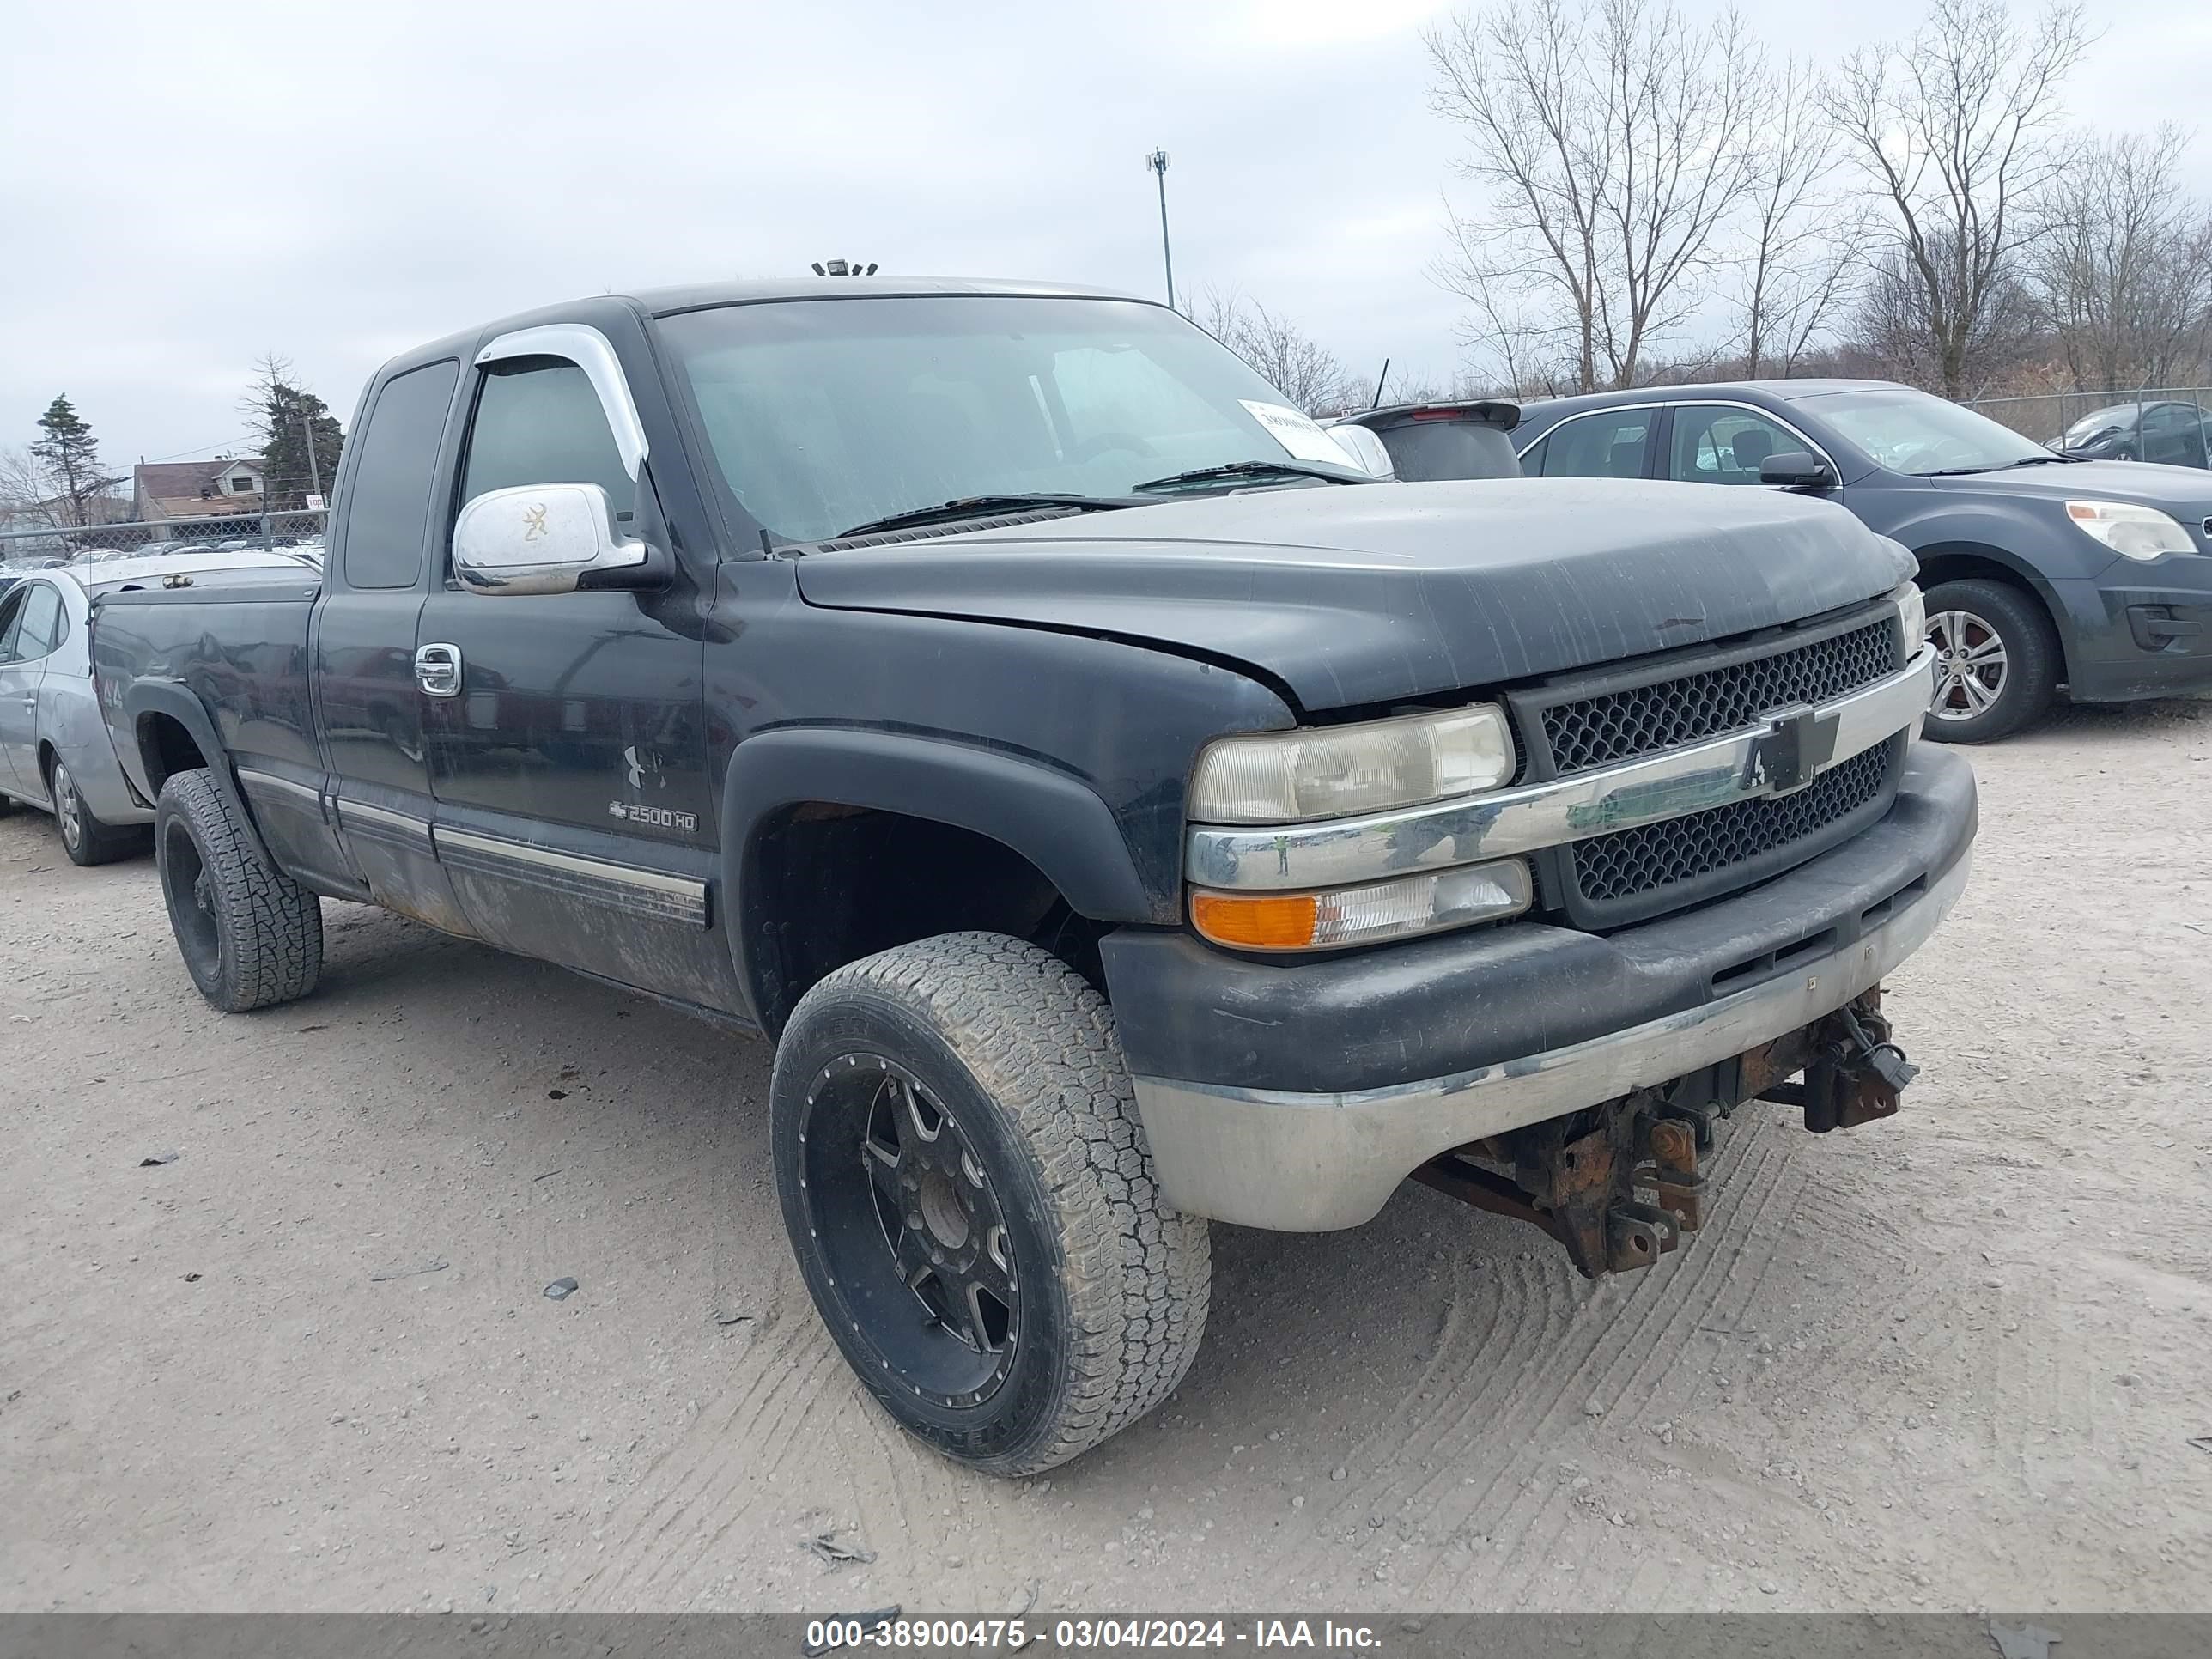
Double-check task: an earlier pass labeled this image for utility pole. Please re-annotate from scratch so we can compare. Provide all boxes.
[301,406,322,506]
[1145,149,1174,311]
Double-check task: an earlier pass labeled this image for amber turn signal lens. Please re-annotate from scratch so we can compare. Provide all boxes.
[1189,890,1322,950]
[1190,860,1534,952]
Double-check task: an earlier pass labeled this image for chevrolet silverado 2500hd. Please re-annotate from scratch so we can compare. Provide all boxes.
[91,279,1975,1474]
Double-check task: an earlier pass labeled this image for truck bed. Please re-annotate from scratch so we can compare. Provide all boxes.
[90,572,325,799]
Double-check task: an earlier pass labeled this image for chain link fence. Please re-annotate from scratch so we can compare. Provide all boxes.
[1961,387,2212,468]
[0,507,326,576]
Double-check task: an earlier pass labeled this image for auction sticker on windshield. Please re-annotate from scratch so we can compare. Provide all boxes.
[1240,399,1356,467]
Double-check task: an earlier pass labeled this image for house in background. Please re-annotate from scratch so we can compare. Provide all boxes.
[131,456,267,538]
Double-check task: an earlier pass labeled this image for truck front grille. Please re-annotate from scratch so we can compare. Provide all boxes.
[1542,617,1900,775]
[1572,741,1894,905]
[1510,603,1909,930]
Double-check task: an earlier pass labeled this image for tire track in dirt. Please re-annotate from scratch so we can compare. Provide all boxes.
[580,1306,981,1609]
[578,1315,839,1607]
[1270,1236,1571,1597]
[1446,1127,1814,1607]
[1364,1121,1806,1606]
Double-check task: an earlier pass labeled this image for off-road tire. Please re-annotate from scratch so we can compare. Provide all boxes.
[155,769,322,1012]
[49,755,148,867]
[1920,577,2060,745]
[771,932,1210,1475]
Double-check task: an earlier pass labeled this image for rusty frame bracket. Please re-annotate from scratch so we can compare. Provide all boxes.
[1411,984,1914,1278]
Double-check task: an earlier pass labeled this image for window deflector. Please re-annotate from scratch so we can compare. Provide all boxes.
[474,325,649,483]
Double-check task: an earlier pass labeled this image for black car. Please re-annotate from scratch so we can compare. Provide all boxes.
[1510,380,2212,741]
[2051,399,2210,469]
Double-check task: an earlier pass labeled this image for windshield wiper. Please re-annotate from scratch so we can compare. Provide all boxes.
[1926,454,2083,477]
[832,493,1133,539]
[1132,459,1366,494]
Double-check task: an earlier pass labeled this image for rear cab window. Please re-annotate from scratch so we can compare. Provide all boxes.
[339,360,462,590]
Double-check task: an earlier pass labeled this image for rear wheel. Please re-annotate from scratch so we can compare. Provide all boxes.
[771,933,1210,1475]
[155,769,322,1012]
[1919,579,2059,744]
[50,757,148,866]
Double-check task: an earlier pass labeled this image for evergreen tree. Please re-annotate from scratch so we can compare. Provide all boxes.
[30,395,117,526]
[245,354,345,512]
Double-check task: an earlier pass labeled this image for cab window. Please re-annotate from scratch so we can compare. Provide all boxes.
[459,357,632,520]
[341,358,462,591]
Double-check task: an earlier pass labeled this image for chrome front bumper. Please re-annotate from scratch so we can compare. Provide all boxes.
[1129,848,1970,1232]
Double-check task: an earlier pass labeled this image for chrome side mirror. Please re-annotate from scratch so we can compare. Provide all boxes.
[452,483,649,596]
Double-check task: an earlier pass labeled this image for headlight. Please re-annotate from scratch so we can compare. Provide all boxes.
[1190,858,1533,951]
[2064,500,2197,561]
[1190,703,1515,823]
[1894,580,1926,652]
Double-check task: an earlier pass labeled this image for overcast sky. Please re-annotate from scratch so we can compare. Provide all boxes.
[3,0,2208,474]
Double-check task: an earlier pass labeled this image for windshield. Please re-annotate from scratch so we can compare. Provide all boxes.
[1796,386,2052,477]
[656,295,1361,542]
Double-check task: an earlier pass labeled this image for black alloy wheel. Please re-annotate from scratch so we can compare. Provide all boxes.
[802,1054,1019,1407]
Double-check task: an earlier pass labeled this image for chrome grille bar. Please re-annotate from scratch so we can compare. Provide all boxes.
[1185,645,1936,894]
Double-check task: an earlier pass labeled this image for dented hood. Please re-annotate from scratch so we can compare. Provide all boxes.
[793,479,1913,712]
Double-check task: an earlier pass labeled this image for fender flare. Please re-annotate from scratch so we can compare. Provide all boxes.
[721,726,1168,1026]
[122,679,279,875]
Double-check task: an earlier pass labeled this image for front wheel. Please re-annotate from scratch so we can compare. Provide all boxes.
[1919,579,2059,744]
[155,769,322,1012]
[770,933,1210,1475]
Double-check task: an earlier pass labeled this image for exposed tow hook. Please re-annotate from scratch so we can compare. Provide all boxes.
[1761,991,1919,1133]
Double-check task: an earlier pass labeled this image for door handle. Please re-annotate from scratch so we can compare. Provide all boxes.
[415,642,463,698]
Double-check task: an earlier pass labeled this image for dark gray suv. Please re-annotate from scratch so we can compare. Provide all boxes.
[1510,380,2212,742]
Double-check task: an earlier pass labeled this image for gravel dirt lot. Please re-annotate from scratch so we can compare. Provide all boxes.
[4,704,2210,1617]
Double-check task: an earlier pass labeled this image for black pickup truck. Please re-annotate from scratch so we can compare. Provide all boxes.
[91,278,1975,1474]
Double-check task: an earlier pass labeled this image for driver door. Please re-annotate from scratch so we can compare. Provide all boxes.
[417,336,726,1009]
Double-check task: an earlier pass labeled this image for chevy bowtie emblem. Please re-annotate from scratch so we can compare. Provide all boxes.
[1741,704,1838,796]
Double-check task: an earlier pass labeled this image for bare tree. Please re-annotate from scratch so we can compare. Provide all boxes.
[1194,288,1358,416]
[2026,125,2212,391]
[1733,58,1866,378]
[0,445,54,528]
[1425,0,1765,392]
[1826,0,2090,398]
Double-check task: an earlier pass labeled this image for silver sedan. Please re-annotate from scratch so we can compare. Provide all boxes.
[0,550,318,866]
